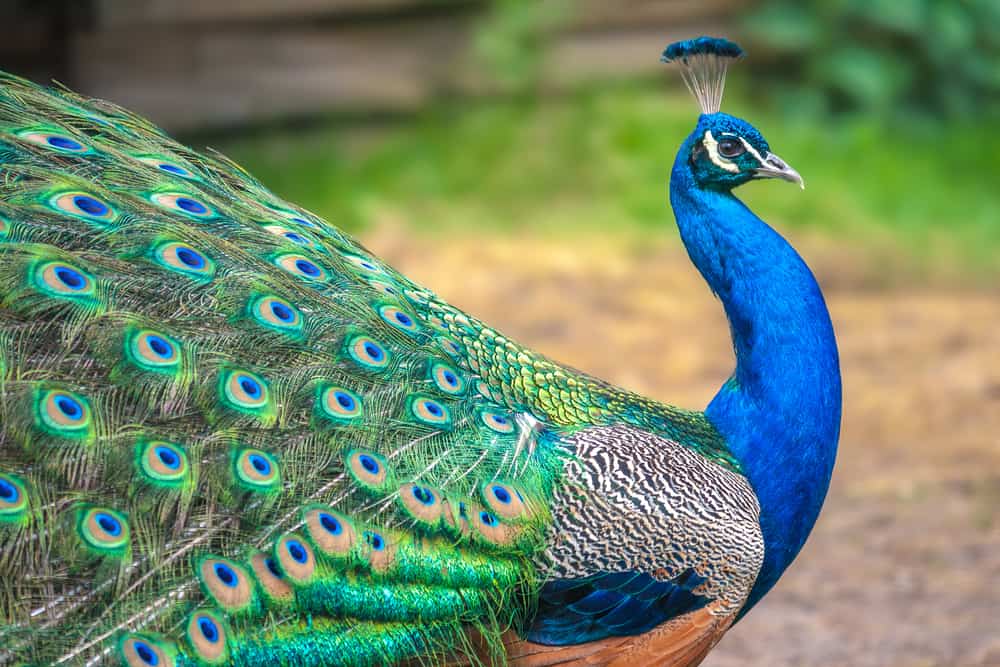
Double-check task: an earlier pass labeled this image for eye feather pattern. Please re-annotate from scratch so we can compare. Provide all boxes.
[345,334,391,371]
[196,555,256,614]
[0,473,29,523]
[118,633,178,667]
[134,155,200,180]
[248,551,293,603]
[398,482,445,526]
[342,253,385,274]
[135,440,190,487]
[148,192,216,220]
[218,368,272,416]
[184,609,229,664]
[429,361,466,396]
[32,261,96,299]
[262,224,320,249]
[125,329,182,373]
[76,505,130,556]
[274,532,316,584]
[480,409,515,434]
[345,449,393,492]
[151,241,216,281]
[316,385,364,423]
[35,388,93,438]
[249,294,304,335]
[17,128,92,154]
[273,253,330,282]
[376,302,422,336]
[408,395,453,428]
[48,191,117,224]
[302,505,357,558]
[232,448,280,493]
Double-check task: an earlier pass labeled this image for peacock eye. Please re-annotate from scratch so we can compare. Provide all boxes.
[718,138,745,158]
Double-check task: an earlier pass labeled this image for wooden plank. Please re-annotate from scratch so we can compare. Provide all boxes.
[571,0,751,30]
[90,0,477,28]
[545,23,736,82]
[71,15,471,130]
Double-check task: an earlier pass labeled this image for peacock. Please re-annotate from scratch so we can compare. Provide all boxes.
[0,36,841,666]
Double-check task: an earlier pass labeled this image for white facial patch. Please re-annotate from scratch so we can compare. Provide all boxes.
[702,131,740,173]
[737,136,768,166]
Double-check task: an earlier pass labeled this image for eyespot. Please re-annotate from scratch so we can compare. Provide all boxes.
[77,505,130,555]
[367,279,399,297]
[345,449,391,491]
[33,261,95,298]
[118,633,176,667]
[398,482,444,526]
[346,335,390,371]
[409,396,451,427]
[303,506,357,558]
[36,389,92,437]
[376,303,421,336]
[343,254,383,274]
[219,369,271,413]
[134,155,199,180]
[437,335,463,358]
[18,129,91,154]
[430,362,465,396]
[364,530,385,551]
[317,386,363,422]
[264,203,319,228]
[149,192,216,220]
[0,473,29,523]
[197,556,255,613]
[249,295,303,334]
[480,410,515,434]
[249,551,293,602]
[442,499,473,538]
[48,191,116,223]
[273,253,329,282]
[274,532,316,583]
[184,609,229,664]
[127,329,182,372]
[470,505,521,547]
[135,440,190,487]
[480,481,533,521]
[0,217,8,236]
[233,448,280,492]
[152,241,216,280]
[717,137,745,159]
[262,224,318,248]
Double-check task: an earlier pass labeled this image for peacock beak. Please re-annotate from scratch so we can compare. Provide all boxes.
[754,152,804,189]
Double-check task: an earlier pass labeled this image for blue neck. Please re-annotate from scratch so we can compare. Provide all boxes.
[670,130,842,615]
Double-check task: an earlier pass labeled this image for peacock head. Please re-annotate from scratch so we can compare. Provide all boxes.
[663,37,803,192]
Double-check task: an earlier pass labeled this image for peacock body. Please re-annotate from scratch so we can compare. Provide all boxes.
[0,37,841,666]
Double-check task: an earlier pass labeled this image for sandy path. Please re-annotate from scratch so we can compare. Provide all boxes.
[371,229,1000,667]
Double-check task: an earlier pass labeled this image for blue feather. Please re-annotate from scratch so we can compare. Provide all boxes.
[661,36,744,63]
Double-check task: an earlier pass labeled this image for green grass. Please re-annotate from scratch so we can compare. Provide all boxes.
[206,83,1000,277]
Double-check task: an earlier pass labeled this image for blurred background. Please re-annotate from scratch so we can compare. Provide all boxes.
[4,1,999,665]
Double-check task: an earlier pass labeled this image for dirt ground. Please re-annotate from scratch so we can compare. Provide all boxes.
[370,228,1000,667]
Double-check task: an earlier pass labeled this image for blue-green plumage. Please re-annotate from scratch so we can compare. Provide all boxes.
[0,35,840,667]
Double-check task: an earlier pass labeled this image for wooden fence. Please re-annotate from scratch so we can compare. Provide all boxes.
[2,0,748,131]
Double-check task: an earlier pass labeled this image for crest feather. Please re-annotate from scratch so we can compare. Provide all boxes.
[661,36,744,114]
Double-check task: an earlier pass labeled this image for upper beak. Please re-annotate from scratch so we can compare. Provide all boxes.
[754,152,804,189]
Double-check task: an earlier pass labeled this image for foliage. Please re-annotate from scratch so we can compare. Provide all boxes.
[209,84,1000,277]
[742,0,1000,117]
[472,0,571,93]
